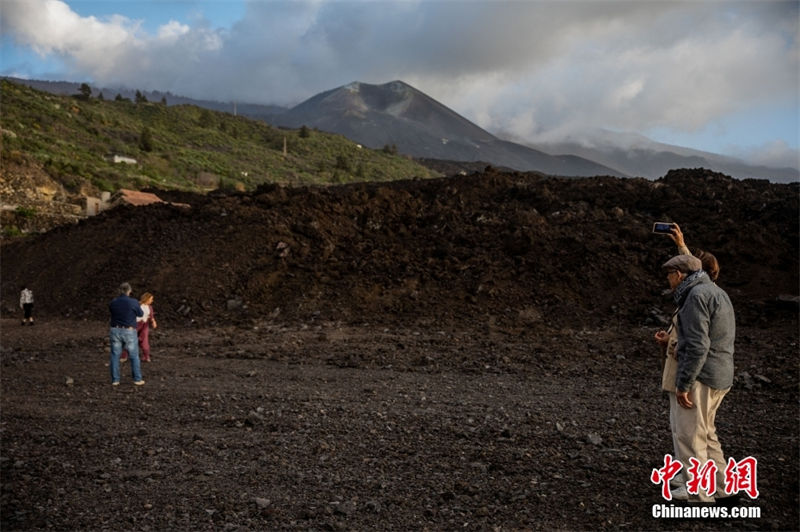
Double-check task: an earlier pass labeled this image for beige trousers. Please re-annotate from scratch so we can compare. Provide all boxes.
[670,381,729,502]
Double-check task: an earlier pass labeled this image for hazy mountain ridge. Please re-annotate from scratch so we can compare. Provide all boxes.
[1,77,287,120]
[533,129,800,183]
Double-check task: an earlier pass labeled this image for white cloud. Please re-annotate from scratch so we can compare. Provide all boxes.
[469,5,798,145]
[613,78,645,106]
[1,0,797,164]
[1,0,133,61]
[157,20,190,41]
[739,140,800,170]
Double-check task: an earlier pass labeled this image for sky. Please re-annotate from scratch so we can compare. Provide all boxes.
[1,0,798,169]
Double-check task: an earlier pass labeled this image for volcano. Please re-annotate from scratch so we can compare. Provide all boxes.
[272,80,625,178]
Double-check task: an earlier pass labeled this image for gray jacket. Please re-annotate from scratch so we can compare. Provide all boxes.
[675,275,735,392]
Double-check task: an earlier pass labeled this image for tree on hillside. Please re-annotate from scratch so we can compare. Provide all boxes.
[74,83,91,101]
[139,126,154,152]
[135,90,148,104]
[97,92,105,101]
[299,125,310,138]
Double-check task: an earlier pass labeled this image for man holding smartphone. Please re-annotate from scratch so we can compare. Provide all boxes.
[661,254,735,502]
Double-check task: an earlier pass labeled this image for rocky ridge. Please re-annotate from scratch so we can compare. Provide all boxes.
[1,167,797,330]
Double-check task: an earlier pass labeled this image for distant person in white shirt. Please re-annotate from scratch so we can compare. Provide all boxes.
[19,286,34,325]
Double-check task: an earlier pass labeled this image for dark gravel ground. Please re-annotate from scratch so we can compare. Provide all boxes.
[1,316,796,531]
[1,168,797,530]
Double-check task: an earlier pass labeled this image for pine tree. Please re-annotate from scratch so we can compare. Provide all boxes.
[75,83,91,100]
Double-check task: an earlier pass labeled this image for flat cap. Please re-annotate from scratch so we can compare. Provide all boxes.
[662,254,702,273]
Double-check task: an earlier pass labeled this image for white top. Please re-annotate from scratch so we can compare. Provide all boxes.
[137,303,151,323]
[20,288,33,306]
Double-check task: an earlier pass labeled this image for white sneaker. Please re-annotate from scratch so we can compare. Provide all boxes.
[669,474,685,489]
[670,486,688,501]
[133,380,145,386]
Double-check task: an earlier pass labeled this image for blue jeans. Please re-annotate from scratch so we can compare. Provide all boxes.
[110,327,142,383]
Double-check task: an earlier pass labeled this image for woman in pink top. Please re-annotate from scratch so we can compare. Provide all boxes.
[137,292,157,362]
[120,292,158,363]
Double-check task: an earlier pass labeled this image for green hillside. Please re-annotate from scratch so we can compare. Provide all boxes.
[0,79,439,194]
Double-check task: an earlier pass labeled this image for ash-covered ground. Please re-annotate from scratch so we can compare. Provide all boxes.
[1,168,797,530]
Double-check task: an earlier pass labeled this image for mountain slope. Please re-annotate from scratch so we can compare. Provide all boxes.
[0,79,437,194]
[1,76,288,120]
[271,81,627,178]
[0,79,439,234]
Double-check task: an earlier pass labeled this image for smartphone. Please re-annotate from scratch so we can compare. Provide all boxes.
[652,222,675,234]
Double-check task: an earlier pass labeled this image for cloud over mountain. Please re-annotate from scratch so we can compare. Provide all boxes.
[2,0,797,168]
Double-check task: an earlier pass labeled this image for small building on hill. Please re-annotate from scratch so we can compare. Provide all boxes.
[108,155,138,165]
[84,189,189,216]
[111,189,165,207]
[85,192,111,216]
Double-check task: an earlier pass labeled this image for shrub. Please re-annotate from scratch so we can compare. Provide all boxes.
[217,177,241,191]
[5,150,25,164]
[2,225,23,238]
[91,176,114,192]
[61,177,83,193]
[15,206,36,218]
[139,127,154,152]
[335,154,352,172]
[198,109,214,128]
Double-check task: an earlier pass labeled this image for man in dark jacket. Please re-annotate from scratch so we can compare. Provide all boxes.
[109,282,144,386]
[662,255,735,502]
